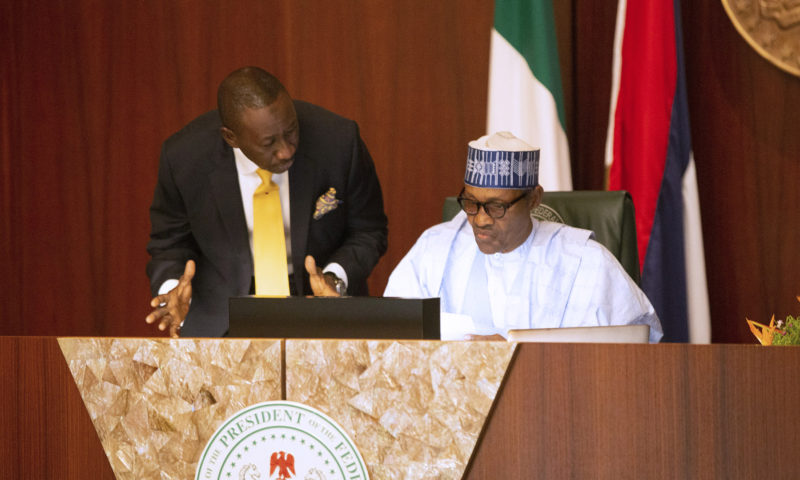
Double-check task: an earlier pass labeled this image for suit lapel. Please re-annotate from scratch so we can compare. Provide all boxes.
[289,150,315,293]
[209,146,253,284]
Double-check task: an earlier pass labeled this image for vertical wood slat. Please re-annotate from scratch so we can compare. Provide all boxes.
[465,343,800,478]
[0,337,20,479]
[0,337,115,479]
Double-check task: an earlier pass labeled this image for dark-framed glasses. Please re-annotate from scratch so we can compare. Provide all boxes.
[456,188,529,219]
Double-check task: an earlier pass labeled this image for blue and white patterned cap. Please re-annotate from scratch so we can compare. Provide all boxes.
[465,131,540,189]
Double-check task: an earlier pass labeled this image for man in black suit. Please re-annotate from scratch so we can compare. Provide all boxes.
[145,67,388,337]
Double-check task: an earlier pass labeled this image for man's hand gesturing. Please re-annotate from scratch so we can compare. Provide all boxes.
[145,260,195,338]
[304,255,340,297]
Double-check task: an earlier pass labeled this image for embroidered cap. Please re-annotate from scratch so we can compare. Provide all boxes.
[465,131,540,189]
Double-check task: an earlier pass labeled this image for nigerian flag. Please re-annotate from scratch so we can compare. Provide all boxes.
[487,0,572,190]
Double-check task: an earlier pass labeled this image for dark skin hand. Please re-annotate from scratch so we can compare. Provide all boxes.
[145,256,337,338]
[304,255,340,296]
[145,260,195,338]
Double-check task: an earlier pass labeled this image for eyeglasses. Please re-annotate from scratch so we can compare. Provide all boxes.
[456,188,529,219]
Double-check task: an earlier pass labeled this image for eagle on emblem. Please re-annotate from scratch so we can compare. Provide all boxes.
[270,451,295,479]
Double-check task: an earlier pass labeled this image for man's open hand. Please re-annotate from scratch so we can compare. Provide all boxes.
[145,260,195,337]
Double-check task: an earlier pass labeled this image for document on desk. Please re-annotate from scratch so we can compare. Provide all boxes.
[440,312,505,340]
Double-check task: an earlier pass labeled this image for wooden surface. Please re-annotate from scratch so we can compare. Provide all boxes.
[466,342,800,478]
[680,0,800,342]
[0,337,115,479]
[4,337,799,478]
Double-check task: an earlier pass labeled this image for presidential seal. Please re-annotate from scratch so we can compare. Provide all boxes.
[195,401,369,480]
[722,0,800,77]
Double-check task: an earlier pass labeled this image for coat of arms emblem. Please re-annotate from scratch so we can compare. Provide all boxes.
[195,401,368,480]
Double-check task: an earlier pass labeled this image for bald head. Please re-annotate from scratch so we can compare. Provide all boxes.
[217,67,288,132]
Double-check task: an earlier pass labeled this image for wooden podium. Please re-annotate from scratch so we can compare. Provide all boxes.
[2,337,799,479]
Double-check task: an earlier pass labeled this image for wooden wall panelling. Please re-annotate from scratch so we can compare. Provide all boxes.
[2,1,799,341]
[681,0,800,342]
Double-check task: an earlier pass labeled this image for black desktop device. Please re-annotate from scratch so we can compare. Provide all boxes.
[228,296,440,339]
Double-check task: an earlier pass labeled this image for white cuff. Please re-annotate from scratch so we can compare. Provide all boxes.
[158,279,180,295]
[321,263,348,288]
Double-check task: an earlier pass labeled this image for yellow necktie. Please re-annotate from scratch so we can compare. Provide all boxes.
[253,169,290,295]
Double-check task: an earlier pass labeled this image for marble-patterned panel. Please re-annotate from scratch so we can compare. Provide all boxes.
[285,340,517,480]
[59,338,282,480]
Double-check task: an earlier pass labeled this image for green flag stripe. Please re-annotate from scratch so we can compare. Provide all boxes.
[493,0,567,129]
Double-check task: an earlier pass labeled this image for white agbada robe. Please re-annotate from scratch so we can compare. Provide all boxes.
[384,211,663,343]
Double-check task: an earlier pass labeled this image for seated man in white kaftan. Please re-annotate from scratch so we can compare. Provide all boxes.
[383,132,663,343]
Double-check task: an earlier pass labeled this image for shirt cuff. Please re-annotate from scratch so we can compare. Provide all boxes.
[158,279,179,295]
[321,263,348,288]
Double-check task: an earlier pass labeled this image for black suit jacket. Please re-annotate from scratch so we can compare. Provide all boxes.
[147,101,388,336]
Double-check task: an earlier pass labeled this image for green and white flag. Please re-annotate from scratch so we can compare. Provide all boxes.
[487,0,571,190]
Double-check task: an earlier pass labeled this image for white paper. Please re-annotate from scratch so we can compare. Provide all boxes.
[440,312,505,340]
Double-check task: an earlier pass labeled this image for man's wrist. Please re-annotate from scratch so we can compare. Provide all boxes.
[323,272,347,295]
[321,263,348,288]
